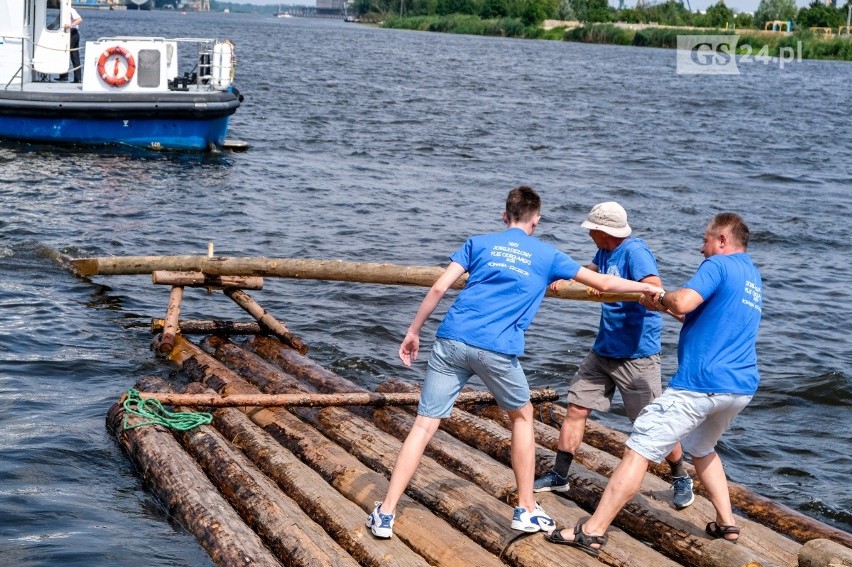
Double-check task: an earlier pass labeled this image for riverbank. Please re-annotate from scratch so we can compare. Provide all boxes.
[381,15,852,62]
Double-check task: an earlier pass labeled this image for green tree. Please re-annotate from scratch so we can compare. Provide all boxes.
[754,0,797,29]
[796,1,843,28]
[572,0,610,22]
[704,1,734,27]
[734,12,755,28]
[480,0,510,17]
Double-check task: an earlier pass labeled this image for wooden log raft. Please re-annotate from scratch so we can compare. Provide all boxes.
[70,255,640,303]
[135,376,363,567]
[233,337,694,567]
[105,378,284,567]
[533,401,852,549]
[374,378,793,567]
[198,336,613,567]
[167,334,507,567]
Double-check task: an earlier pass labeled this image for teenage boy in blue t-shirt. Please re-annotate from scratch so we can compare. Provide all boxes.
[544,212,762,556]
[367,186,664,539]
[534,202,694,510]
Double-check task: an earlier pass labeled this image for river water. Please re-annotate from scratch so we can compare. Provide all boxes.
[0,10,849,565]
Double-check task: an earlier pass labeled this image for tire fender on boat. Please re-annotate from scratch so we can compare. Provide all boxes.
[97,46,136,88]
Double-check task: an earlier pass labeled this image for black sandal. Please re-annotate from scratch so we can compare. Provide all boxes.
[544,521,607,557]
[706,521,740,543]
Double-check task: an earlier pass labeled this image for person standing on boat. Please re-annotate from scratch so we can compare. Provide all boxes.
[544,212,762,556]
[58,6,83,83]
[533,201,695,510]
[367,186,664,539]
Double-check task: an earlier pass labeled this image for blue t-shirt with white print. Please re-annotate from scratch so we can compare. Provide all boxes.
[436,227,581,356]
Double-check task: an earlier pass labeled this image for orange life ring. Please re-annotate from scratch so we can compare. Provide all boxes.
[97,46,136,88]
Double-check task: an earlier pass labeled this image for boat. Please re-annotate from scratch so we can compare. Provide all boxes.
[0,0,244,151]
[274,4,291,17]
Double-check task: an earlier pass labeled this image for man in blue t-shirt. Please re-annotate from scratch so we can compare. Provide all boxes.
[545,212,762,556]
[367,186,665,539]
[534,202,693,510]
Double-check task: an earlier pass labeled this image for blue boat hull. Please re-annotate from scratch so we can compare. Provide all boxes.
[0,89,242,151]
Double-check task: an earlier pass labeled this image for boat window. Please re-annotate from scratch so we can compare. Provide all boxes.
[46,0,60,31]
[137,50,161,88]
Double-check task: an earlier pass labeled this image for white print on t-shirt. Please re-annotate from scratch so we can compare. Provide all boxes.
[489,242,532,277]
[742,280,762,312]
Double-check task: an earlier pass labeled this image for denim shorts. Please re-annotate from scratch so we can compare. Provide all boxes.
[626,388,752,463]
[418,337,529,418]
[567,351,661,421]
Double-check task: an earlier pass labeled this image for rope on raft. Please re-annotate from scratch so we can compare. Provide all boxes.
[122,388,213,431]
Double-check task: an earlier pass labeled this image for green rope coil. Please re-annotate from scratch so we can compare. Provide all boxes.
[122,388,213,431]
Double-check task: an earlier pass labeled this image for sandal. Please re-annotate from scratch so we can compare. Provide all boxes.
[544,521,607,557]
[706,521,740,543]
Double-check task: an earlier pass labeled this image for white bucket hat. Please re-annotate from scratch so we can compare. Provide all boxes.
[581,201,632,238]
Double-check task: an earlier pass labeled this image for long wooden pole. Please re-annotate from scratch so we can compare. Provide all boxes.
[69,255,641,302]
[130,388,559,408]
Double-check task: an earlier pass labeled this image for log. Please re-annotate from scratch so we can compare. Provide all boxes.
[698,538,773,567]
[798,538,852,567]
[222,288,308,354]
[151,318,263,335]
[152,270,264,290]
[142,377,361,567]
[105,377,283,567]
[70,255,639,303]
[168,335,505,567]
[132,387,559,408]
[158,285,184,353]
[536,401,852,549]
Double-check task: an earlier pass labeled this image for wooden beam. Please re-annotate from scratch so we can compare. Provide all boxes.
[223,288,308,354]
[151,318,263,335]
[69,255,640,303]
[152,270,264,290]
[130,388,559,408]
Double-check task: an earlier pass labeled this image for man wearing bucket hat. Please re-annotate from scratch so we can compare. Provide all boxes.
[533,201,694,510]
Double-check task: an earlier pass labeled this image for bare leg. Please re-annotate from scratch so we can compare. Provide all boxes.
[507,402,536,511]
[692,451,735,527]
[557,447,650,540]
[664,442,684,464]
[557,403,592,453]
[378,415,440,515]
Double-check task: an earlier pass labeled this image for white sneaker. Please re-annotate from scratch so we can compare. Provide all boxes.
[366,501,395,538]
[511,502,556,533]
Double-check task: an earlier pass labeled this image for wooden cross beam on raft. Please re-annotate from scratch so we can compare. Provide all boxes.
[126,388,560,408]
[69,255,643,303]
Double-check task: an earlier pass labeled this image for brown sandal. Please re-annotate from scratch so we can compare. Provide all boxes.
[544,521,607,557]
[706,521,740,543]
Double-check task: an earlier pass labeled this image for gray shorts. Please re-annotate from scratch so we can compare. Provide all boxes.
[567,351,661,421]
[419,338,529,419]
[627,388,753,463]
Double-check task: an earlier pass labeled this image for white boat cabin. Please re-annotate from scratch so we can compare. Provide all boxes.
[0,0,235,93]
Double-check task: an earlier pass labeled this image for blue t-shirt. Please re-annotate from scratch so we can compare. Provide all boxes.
[669,253,762,395]
[591,238,662,359]
[436,227,581,356]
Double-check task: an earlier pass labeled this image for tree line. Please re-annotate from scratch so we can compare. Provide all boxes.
[352,0,852,31]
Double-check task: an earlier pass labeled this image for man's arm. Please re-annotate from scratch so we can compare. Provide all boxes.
[656,288,704,317]
[399,262,466,367]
